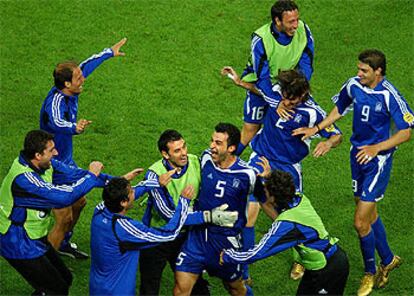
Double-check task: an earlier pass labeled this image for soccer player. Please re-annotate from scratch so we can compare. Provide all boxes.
[222,0,314,153]
[293,49,413,296]
[222,0,314,281]
[90,177,194,296]
[222,68,342,283]
[139,130,238,296]
[220,170,350,295]
[0,130,129,295]
[39,38,127,258]
[173,123,258,296]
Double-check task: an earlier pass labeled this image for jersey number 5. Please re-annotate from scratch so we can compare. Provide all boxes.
[215,180,226,198]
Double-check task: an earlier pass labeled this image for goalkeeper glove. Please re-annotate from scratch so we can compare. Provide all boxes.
[203,204,238,227]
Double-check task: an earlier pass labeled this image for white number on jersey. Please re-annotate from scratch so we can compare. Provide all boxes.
[251,106,265,120]
[215,180,226,198]
[352,179,358,193]
[275,118,287,129]
[176,252,187,266]
[361,105,370,122]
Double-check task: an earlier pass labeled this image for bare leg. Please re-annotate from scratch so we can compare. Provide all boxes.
[174,271,199,296]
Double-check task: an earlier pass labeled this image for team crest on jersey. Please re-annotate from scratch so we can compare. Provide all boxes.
[294,114,302,123]
[232,178,240,188]
[403,112,414,124]
[207,173,213,179]
[375,102,382,112]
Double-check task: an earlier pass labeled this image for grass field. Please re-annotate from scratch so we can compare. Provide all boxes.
[1,0,413,295]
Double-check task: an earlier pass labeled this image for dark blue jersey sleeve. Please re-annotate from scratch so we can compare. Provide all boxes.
[332,78,354,115]
[80,48,114,78]
[114,197,191,248]
[297,23,314,81]
[222,220,298,264]
[12,171,100,209]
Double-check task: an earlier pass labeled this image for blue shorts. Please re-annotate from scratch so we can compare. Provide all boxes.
[248,152,302,202]
[243,91,268,124]
[175,228,243,282]
[350,148,393,202]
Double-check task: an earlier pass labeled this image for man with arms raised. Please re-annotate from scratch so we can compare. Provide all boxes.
[40,38,127,258]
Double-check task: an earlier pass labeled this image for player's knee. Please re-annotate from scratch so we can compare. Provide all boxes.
[173,282,189,296]
[354,218,370,236]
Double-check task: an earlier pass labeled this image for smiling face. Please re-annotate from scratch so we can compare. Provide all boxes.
[210,131,234,166]
[65,67,85,95]
[357,62,382,89]
[37,140,58,170]
[162,138,188,168]
[275,9,299,36]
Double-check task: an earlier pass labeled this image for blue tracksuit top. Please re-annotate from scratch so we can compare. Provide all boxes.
[0,154,109,259]
[39,48,114,164]
[89,195,191,296]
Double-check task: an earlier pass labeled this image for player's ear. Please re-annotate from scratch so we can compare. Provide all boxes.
[161,150,169,160]
[64,81,72,89]
[375,67,383,76]
[228,145,236,154]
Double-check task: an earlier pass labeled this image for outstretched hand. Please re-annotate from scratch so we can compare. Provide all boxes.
[111,38,127,57]
[123,168,145,181]
[292,126,318,141]
[256,156,271,178]
[221,66,241,85]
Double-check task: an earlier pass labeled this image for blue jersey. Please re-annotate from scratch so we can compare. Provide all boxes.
[89,195,190,296]
[0,154,108,259]
[194,150,256,236]
[242,22,314,102]
[251,85,341,164]
[333,77,414,152]
[40,48,114,164]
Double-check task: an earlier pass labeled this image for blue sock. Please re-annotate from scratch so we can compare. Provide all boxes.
[372,217,393,266]
[359,230,376,274]
[236,143,246,156]
[60,231,73,249]
[242,226,255,280]
[245,283,254,296]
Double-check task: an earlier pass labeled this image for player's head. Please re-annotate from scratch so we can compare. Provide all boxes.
[264,170,296,211]
[210,123,240,165]
[271,0,299,37]
[357,49,386,88]
[158,129,188,168]
[22,130,58,170]
[53,61,85,95]
[103,177,135,213]
[278,70,310,110]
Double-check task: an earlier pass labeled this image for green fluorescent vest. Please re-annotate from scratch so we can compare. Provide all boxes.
[148,154,201,227]
[0,158,53,239]
[243,20,307,83]
[276,194,338,270]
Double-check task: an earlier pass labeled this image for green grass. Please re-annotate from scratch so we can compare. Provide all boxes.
[1,0,413,295]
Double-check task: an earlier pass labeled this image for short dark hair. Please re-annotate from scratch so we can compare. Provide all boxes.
[22,130,54,160]
[278,70,310,102]
[53,61,78,90]
[103,177,130,213]
[264,170,295,210]
[158,129,183,154]
[214,123,240,154]
[271,0,299,21]
[358,49,386,76]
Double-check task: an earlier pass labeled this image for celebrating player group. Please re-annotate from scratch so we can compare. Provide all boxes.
[0,1,412,296]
